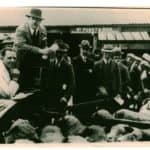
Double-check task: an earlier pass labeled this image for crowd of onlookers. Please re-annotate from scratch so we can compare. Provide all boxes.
[1,34,150,111]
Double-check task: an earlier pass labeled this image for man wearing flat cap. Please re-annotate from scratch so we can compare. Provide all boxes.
[14,8,49,91]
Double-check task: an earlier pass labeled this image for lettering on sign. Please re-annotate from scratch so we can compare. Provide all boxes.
[71,27,113,34]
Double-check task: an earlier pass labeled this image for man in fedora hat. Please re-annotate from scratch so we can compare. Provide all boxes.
[40,40,75,112]
[72,40,96,105]
[14,8,49,91]
[93,44,122,111]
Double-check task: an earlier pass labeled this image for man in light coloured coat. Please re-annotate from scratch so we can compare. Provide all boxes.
[14,8,49,91]
[0,47,19,99]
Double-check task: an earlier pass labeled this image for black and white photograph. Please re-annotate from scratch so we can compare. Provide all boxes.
[0,6,149,145]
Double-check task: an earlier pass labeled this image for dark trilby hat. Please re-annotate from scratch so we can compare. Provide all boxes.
[26,8,44,20]
[54,40,69,53]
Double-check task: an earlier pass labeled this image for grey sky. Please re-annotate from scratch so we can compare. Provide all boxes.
[1,7,150,26]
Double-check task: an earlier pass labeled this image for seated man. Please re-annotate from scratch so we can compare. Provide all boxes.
[0,47,20,99]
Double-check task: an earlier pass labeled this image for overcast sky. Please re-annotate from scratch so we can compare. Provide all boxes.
[1,7,150,26]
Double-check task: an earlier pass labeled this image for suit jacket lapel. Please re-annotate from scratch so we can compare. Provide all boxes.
[110,60,113,77]
[38,25,45,45]
[25,23,43,45]
[25,23,33,44]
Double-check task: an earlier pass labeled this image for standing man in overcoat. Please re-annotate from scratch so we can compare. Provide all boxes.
[72,40,96,104]
[93,45,122,112]
[40,40,75,112]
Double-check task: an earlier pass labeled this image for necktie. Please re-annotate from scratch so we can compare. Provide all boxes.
[32,29,39,46]
[33,29,36,37]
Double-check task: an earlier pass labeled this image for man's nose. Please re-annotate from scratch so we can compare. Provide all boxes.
[32,19,37,24]
[10,58,16,62]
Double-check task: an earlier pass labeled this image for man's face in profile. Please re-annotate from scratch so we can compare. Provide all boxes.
[28,16,41,30]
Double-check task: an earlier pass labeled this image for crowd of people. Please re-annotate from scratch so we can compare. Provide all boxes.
[0,8,149,143]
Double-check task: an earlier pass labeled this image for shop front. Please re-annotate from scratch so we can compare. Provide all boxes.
[0,25,150,56]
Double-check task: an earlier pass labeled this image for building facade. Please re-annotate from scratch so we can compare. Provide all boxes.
[0,24,150,56]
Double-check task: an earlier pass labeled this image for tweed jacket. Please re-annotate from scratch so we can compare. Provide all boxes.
[14,23,47,68]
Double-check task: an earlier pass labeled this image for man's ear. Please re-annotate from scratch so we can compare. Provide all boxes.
[124,126,134,133]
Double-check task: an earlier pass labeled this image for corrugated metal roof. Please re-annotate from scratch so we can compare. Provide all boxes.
[131,32,142,40]
[107,32,115,40]
[98,31,150,41]
[141,32,150,40]
[122,32,133,40]
[115,31,124,40]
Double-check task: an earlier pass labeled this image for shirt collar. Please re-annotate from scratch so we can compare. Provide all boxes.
[80,54,87,62]
[29,25,39,35]
[103,58,107,64]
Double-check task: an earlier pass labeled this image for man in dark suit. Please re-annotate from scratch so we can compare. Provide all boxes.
[40,40,75,112]
[93,45,122,112]
[113,47,131,98]
[14,8,49,91]
[94,45,122,98]
[72,40,96,104]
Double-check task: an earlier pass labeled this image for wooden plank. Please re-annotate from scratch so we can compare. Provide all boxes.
[95,118,150,129]
[113,118,150,128]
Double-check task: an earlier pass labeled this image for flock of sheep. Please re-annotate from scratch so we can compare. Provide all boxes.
[2,101,150,144]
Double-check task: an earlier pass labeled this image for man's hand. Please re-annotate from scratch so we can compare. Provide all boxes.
[60,97,67,104]
[114,94,124,106]
[39,48,52,60]
[60,97,68,109]
[96,86,108,97]
[10,68,20,82]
